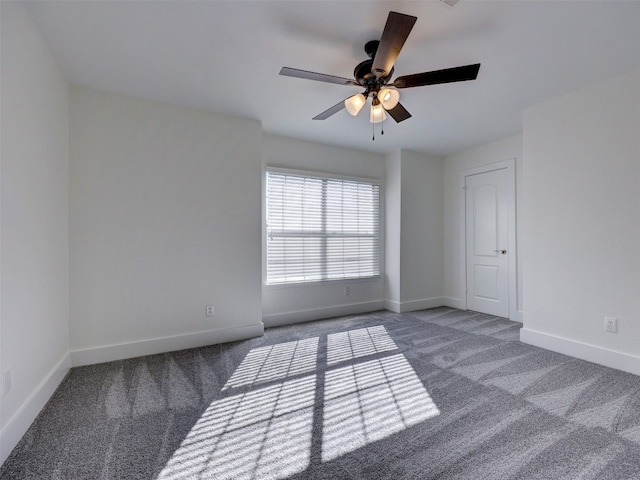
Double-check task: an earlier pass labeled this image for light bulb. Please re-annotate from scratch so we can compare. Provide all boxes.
[369,103,387,124]
[378,88,400,110]
[344,93,367,116]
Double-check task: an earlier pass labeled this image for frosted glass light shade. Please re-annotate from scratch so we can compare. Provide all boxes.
[379,88,400,110]
[369,103,387,124]
[344,94,367,116]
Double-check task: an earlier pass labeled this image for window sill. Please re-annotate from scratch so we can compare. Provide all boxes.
[264,276,382,290]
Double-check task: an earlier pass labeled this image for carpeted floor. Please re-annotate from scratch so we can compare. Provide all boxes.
[2,307,640,479]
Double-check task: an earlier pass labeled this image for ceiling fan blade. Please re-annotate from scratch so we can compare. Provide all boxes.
[385,102,412,123]
[280,67,358,86]
[372,12,417,79]
[393,63,481,89]
[313,100,346,120]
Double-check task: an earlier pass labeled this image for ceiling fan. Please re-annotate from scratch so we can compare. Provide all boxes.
[280,11,480,128]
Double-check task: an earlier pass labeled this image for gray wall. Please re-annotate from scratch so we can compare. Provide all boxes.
[521,69,640,374]
[385,150,444,312]
[69,86,263,363]
[1,2,70,462]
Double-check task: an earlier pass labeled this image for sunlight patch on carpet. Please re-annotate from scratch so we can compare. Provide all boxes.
[157,374,316,480]
[222,337,318,390]
[322,353,440,462]
[327,325,397,365]
[159,328,438,478]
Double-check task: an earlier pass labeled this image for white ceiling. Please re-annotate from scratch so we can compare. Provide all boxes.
[23,0,640,157]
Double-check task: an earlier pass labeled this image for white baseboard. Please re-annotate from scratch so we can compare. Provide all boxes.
[441,297,464,310]
[263,300,385,328]
[1,324,264,464]
[520,327,640,376]
[517,310,524,323]
[384,297,444,313]
[70,323,264,367]
[0,353,71,466]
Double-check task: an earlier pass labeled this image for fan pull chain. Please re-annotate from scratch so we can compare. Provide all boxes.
[381,115,385,136]
[372,120,375,141]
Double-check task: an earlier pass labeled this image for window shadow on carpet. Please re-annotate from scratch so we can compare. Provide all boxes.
[157,325,440,480]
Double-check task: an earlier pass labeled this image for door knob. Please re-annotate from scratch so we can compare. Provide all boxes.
[494,249,507,255]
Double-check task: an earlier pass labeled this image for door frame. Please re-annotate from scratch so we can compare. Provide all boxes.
[459,158,517,321]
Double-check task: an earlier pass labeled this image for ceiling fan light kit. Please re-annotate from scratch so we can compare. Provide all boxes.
[280,11,481,139]
[378,88,400,110]
[345,93,367,116]
[369,101,387,124]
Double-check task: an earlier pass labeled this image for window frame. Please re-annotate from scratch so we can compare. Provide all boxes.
[264,167,382,287]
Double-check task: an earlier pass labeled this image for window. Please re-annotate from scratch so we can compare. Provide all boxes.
[266,169,380,285]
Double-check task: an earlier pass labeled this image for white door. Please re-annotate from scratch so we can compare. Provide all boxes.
[465,168,510,318]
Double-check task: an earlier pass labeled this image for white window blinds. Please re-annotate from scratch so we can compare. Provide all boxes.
[266,170,380,285]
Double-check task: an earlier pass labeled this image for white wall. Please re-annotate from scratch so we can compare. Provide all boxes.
[261,134,386,326]
[69,86,263,365]
[400,151,444,308]
[442,135,523,317]
[521,69,640,375]
[384,150,402,306]
[385,150,444,313]
[1,2,70,464]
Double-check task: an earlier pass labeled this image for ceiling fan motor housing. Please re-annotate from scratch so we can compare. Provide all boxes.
[364,40,379,58]
[354,43,394,95]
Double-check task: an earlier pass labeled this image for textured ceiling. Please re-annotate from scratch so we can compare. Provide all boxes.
[24,0,640,157]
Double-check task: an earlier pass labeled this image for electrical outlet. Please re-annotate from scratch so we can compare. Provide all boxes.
[206,305,215,317]
[3,369,12,395]
[604,316,617,333]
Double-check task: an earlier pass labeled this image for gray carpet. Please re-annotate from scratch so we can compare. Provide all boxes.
[2,307,640,479]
